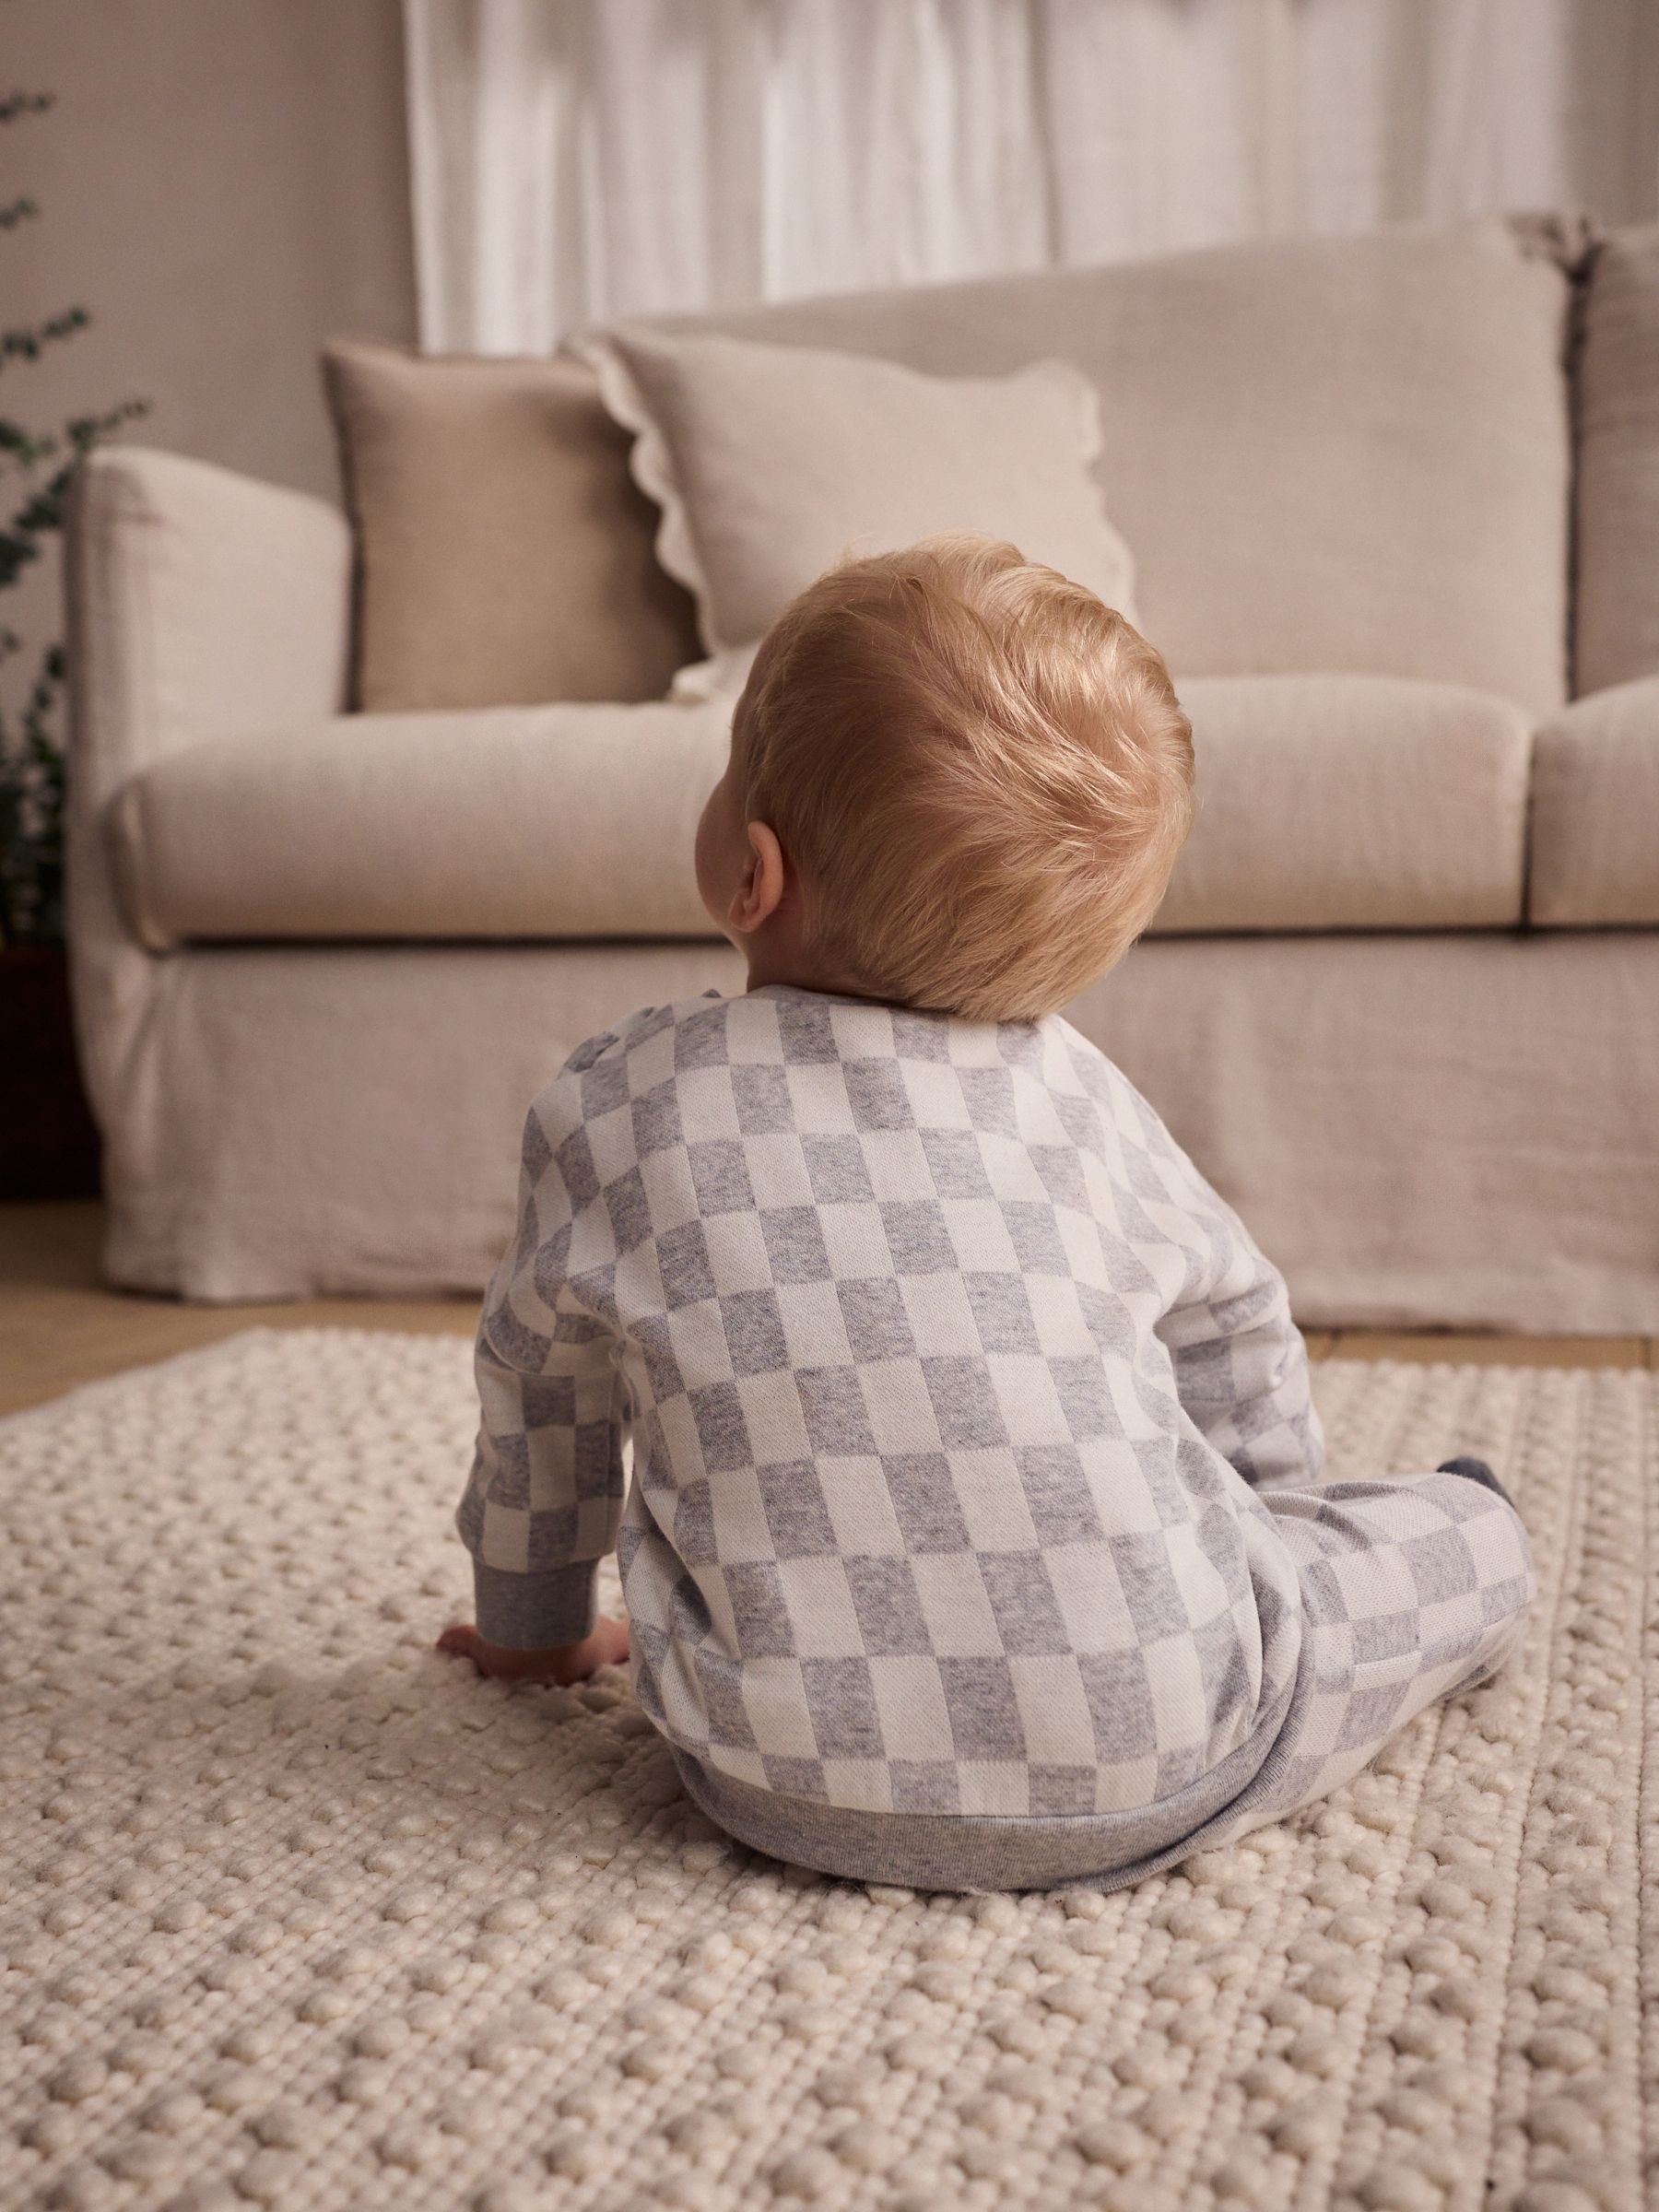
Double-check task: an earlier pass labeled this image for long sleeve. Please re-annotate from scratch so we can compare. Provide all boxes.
[1159,1246,1324,1492]
[1123,1086,1324,1493]
[454,1099,630,1648]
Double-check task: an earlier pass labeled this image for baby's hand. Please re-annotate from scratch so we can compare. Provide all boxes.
[435,1616,629,1686]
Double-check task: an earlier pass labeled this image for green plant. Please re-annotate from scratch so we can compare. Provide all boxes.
[0,85,146,944]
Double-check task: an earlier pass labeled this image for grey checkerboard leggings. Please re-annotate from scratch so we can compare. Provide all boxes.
[458,987,1537,1891]
[646,1453,1534,1892]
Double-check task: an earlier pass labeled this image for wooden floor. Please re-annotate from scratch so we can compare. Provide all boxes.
[0,1201,1651,1419]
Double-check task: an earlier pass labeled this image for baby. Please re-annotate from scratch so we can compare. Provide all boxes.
[439,535,1535,1892]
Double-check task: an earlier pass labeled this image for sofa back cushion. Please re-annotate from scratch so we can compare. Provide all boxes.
[326,220,1574,715]
[324,341,700,711]
[657,219,1573,713]
[1575,227,1659,698]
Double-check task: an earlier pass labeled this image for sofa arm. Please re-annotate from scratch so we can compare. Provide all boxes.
[61,448,351,1201]
[64,446,352,802]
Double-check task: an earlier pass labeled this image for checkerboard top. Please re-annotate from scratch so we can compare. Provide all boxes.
[463,983,1334,1827]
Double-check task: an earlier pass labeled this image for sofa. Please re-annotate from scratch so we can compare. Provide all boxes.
[62,213,1659,1328]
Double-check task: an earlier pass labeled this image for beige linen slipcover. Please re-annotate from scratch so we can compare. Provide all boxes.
[61,447,353,1187]
[1530,676,1659,925]
[106,677,1531,949]
[76,934,1659,1327]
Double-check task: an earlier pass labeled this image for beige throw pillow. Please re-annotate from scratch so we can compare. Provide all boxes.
[323,341,699,712]
[570,327,1140,700]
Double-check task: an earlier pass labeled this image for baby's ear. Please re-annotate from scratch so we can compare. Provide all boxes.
[732,821,788,934]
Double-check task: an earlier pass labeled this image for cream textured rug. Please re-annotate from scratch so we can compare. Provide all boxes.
[0,1331,1649,2212]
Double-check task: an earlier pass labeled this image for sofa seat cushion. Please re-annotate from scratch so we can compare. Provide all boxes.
[112,677,1533,953]
[1149,676,1532,934]
[110,703,732,951]
[1530,677,1659,924]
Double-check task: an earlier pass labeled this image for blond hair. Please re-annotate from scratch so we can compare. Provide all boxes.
[734,535,1194,1022]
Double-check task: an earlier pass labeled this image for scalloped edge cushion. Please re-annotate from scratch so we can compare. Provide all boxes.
[569,325,1140,701]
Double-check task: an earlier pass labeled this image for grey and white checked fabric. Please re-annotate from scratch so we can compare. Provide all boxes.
[457,985,1535,1889]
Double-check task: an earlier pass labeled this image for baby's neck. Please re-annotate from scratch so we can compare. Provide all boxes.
[743,944,889,1006]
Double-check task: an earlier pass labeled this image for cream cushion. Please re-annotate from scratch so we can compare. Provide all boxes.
[323,342,700,711]
[658,218,1574,713]
[1153,677,1532,933]
[570,329,1139,699]
[1574,228,1659,698]
[1530,677,1659,925]
[110,677,1529,950]
[110,703,731,950]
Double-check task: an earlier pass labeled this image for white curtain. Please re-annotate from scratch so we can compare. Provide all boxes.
[403,0,1659,354]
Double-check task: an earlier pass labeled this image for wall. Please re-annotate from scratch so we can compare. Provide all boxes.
[4,0,417,724]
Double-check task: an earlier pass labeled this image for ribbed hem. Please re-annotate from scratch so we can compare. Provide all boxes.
[672,1698,1288,1894]
[471,1560,596,1649]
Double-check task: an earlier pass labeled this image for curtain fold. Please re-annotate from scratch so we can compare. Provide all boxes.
[403,0,1659,354]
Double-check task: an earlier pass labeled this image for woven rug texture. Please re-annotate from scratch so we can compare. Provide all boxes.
[0,1329,1650,2212]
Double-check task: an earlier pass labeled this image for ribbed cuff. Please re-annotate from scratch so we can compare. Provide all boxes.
[472,1559,598,1650]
